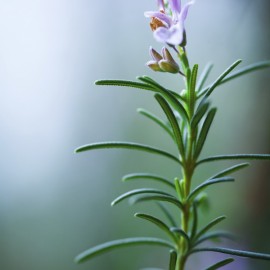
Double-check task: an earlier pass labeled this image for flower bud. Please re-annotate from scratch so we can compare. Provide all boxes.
[146,60,164,72]
[149,47,162,61]
[162,47,176,64]
[158,59,179,73]
[146,46,180,74]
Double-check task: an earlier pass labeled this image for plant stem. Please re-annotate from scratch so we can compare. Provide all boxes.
[176,46,196,270]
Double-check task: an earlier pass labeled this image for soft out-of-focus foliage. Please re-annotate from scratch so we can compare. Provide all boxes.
[0,1,269,269]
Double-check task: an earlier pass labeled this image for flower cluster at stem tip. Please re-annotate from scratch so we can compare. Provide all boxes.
[145,0,194,74]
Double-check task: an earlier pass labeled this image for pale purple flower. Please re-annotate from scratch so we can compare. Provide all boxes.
[145,0,194,46]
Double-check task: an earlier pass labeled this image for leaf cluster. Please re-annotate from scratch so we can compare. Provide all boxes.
[75,60,270,269]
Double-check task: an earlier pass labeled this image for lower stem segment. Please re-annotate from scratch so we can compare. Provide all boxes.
[176,253,187,270]
[176,162,194,270]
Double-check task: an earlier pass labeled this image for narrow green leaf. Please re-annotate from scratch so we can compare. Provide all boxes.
[75,142,181,166]
[95,79,154,90]
[191,101,210,129]
[190,247,270,261]
[199,59,242,99]
[135,213,178,243]
[198,154,270,166]
[194,216,226,242]
[196,62,213,92]
[95,79,183,100]
[75,237,175,263]
[220,60,270,85]
[138,76,189,120]
[193,231,235,247]
[174,178,184,200]
[169,250,177,270]
[190,64,199,95]
[188,64,199,115]
[155,94,185,158]
[122,173,175,189]
[170,227,190,248]
[210,163,250,179]
[156,202,177,227]
[131,194,183,210]
[111,188,173,206]
[194,108,217,159]
[137,108,174,140]
[197,61,270,98]
[137,76,185,100]
[204,258,234,270]
[188,177,234,202]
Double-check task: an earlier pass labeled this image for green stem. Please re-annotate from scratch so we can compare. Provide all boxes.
[176,253,187,270]
[175,46,197,270]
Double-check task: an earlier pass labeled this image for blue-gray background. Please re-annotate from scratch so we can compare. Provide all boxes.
[0,0,269,269]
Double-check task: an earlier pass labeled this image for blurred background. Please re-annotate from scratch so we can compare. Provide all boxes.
[0,0,269,269]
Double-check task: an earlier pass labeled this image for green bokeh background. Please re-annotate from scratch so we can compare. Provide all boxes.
[0,0,269,269]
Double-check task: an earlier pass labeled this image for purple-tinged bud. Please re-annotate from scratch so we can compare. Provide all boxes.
[162,47,178,65]
[146,60,164,72]
[158,59,179,73]
[158,47,180,73]
[147,46,180,73]
[149,47,163,61]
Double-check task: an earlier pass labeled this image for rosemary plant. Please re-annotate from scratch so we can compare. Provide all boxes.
[75,1,270,269]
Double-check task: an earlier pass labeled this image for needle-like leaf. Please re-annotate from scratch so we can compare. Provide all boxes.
[169,250,177,270]
[205,59,242,97]
[198,61,270,98]
[75,142,181,166]
[188,64,199,116]
[156,202,177,227]
[135,213,178,243]
[188,177,234,202]
[190,247,270,261]
[170,227,190,248]
[111,188,174,206]
[194,108,217,159]
[194,216,226,242]
[196,62,213,92]
[191,101,210,129]
[75,237,175,263]
[198,154,270,166]
[138,76,189,120]
[155,94,185,158]
[95,79,154,90]
[131,194,183,210]
[95,79,183,100]
[198,60,242,102]
[193,231,235,247]
[122,173,175,189]
[137,108,174,140]
[220,60,270,85]
[209,163,250,179]
[203,258,234,270]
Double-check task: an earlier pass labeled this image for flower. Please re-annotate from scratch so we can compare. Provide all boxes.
[145,0,194,46]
